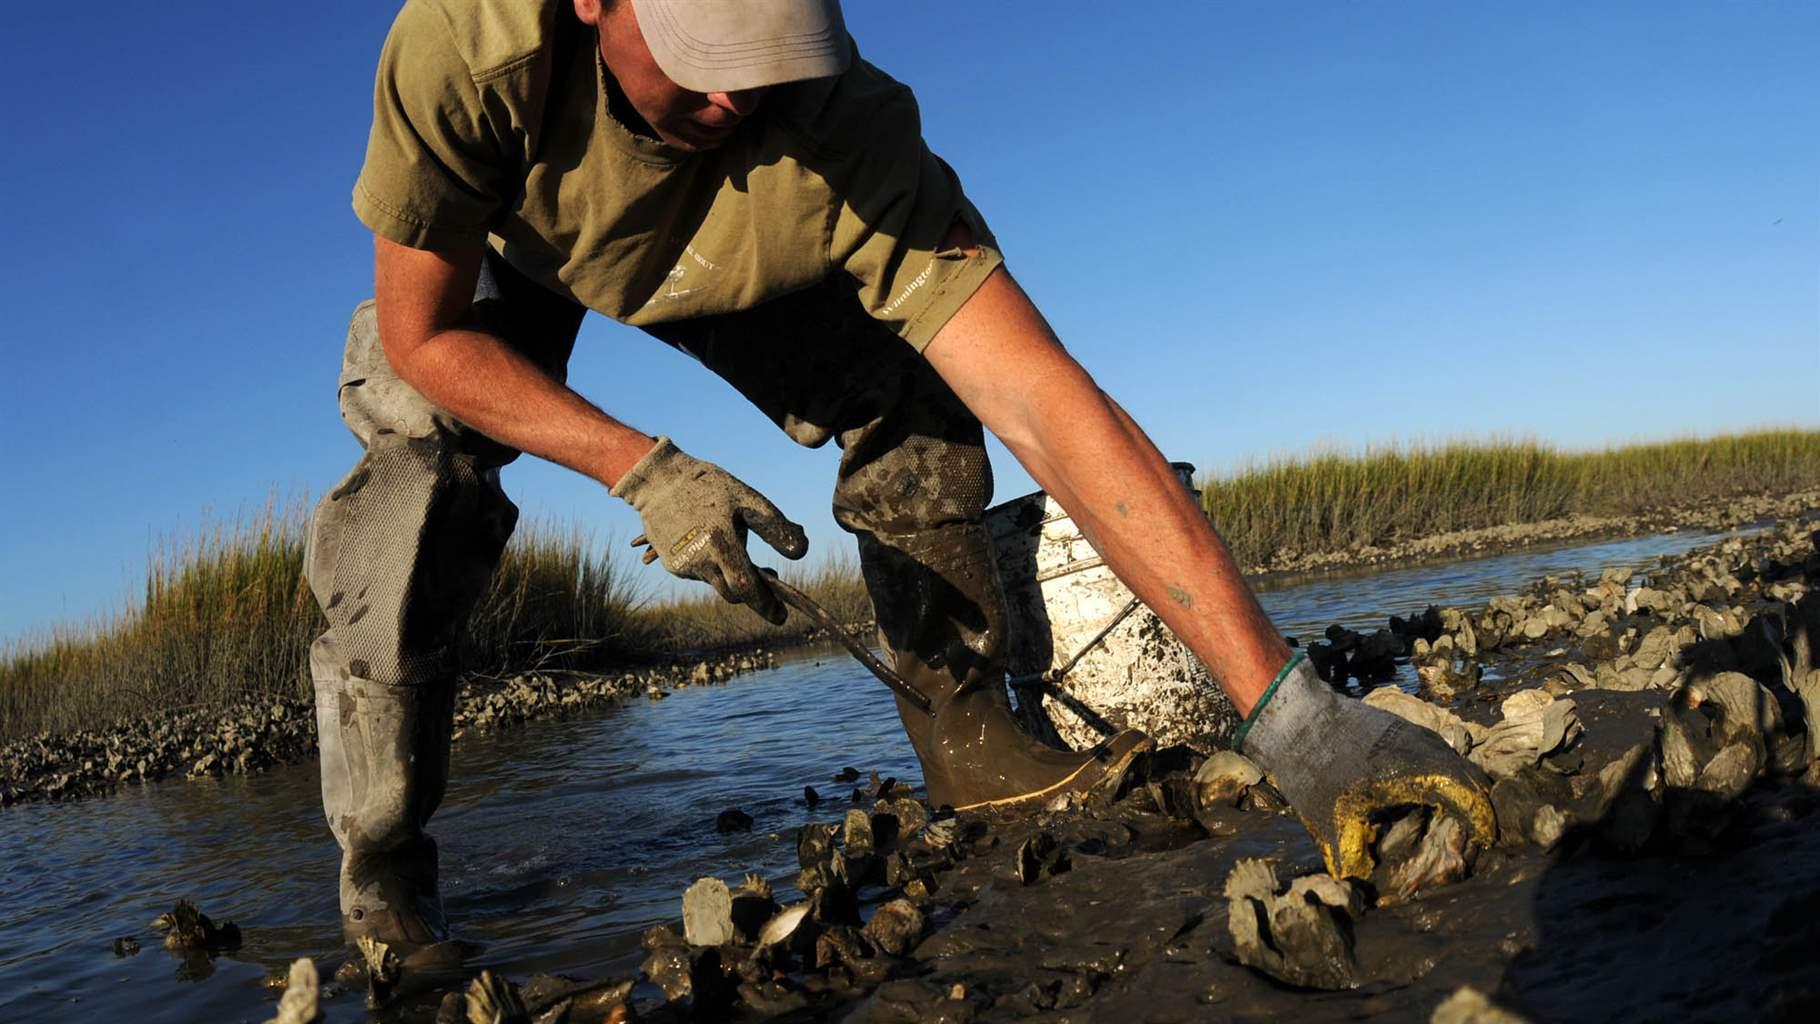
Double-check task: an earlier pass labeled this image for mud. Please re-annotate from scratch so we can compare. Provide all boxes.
[248,515,1820,1023]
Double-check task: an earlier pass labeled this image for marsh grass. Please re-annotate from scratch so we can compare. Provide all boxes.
[624,549,875,654]
[1201,428,1820,565]
[463,519,643,678]
[6,429,1816,740]
[0,499,872,740]
[0,499,322,742]
[0,502,649,740]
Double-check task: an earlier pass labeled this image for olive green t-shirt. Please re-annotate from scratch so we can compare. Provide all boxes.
[353,0,1002,351]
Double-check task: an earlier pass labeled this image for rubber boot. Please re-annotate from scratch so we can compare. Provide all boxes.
[861,526,1152,812]
[312,637,455,954]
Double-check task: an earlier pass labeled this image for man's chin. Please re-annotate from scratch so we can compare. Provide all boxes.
[660,122,735,152]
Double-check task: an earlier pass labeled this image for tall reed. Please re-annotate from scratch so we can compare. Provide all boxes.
[623,548,875,654]
[464,518,644,678]
[0,501,644,741]
[1200,428,1820,566]
[0,498,319,741]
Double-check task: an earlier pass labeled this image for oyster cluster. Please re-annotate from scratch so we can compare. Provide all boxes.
[1341,523,1820,859]
[0,653,779,807]
[638,783,961,1019]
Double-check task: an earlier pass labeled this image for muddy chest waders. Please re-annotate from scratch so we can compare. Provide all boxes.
[306,252,584,949]
[643,281,1150,812]
[306,265,1149,947]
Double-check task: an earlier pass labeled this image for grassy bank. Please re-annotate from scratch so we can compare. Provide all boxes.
[0,502,866,742]
[5,429,1817,742]
[1200,428,1820,565]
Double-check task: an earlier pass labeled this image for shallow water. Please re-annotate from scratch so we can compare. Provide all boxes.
[0,525,1745,1022]
[1251,527,1733,639]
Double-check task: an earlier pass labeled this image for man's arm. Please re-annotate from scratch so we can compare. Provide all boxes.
[370,235,806,620]
[372,235,657,487]
[921,266,1290,715]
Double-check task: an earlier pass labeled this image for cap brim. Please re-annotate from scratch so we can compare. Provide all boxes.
[632,0,851,93]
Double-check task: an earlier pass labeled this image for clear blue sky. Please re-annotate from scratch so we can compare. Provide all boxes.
[2,1,1815,642]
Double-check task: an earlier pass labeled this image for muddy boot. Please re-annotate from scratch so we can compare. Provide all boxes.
[861,526,1152,812]
[910,662,1152,813]
[342,836,445,948]
[313,638,456,953]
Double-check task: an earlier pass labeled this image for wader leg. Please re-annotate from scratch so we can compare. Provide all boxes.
[305,252,583,948]
[642,283,1149,811]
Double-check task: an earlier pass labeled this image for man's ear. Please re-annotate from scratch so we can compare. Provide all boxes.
[573,0,603,28]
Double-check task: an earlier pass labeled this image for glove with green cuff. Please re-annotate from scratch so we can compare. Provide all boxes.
[611,437,809,625]
[1234,651,1498,880]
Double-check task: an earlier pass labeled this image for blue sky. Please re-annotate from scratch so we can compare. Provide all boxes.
[1,1,1815,642]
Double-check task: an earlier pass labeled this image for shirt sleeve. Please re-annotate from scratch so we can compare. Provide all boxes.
[352,0,510,250]
[821,61,1005,351]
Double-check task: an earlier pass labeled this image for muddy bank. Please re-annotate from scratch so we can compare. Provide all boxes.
[1241,486,1820,577]
[0,648,788,808]
[264,514,1820,1023]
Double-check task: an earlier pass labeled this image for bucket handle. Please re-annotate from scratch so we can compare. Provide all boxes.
[1006,593,1143,693]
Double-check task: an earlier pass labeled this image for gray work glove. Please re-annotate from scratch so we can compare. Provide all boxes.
[611,437,808,624]
[1234,652,1498,880]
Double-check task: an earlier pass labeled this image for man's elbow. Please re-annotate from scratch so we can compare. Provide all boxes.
[371,233,483,376]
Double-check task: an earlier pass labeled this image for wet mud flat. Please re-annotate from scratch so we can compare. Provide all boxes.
[284,514,1820,1023]
[868,777,1820,1023]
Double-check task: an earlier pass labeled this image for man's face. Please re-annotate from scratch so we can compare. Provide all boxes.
[578,0,767,152]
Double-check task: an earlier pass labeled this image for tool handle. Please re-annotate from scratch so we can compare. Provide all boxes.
[762,572,933,715]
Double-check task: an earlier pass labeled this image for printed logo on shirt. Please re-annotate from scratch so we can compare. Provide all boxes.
[645,244,720,307]
[878,258,935,318]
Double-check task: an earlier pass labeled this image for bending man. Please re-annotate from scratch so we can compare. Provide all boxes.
[306,0,1495,952]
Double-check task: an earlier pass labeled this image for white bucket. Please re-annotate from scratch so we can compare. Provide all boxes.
[985,464,1240,752]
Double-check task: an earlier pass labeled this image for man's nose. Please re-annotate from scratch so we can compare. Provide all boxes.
[706,87,765,117]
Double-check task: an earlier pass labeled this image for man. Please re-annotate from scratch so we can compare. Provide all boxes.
[308,0,1495,953]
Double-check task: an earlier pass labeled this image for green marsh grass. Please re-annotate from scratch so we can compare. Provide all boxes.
[1200,428,1820,565]
[0,499,321,742]
[0,502,645,740]
[624,548,875,653]
[0,500,869,741]
[463,518,643,678]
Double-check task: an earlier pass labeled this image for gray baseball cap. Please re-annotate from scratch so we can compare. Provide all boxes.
[631,0,851,93]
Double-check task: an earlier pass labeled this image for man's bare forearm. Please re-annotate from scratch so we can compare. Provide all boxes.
[391,325,655,488]
[1026,390,1289,713]
[924,269,1291,714]
[371,235,655,488]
